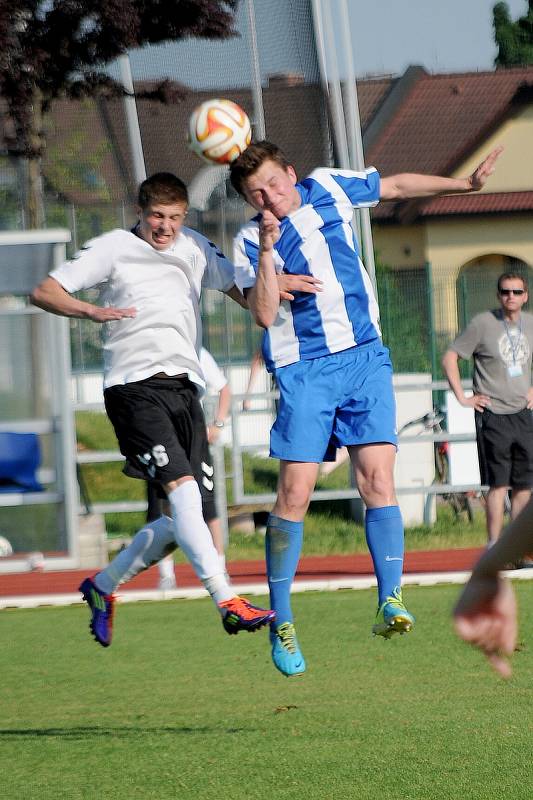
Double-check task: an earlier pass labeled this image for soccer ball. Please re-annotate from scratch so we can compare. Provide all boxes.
[0,535,13,557]
[188,98,251,164]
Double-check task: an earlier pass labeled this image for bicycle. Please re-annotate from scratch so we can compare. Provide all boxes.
[399,408,475,523]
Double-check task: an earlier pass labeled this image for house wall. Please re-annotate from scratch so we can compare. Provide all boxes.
[425,214,533,332]
[373,224,426,268]
[451,103,533,192]
[370,102,533,335]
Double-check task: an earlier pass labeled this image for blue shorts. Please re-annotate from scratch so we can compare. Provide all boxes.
[270,342,397,463]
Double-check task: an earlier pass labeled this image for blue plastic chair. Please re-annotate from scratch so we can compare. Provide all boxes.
[0,432,43,493]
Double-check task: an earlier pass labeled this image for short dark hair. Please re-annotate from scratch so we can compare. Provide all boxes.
[138,173,188,209]
[229,140,292,195]
[497,272,528,292]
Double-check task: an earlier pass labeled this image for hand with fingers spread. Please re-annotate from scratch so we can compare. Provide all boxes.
[453,497,533,678]
[454,573,517,678]
[461,393,491,413]
[277,273,323,301]
[87,305,137,323]
[468,146,504,191]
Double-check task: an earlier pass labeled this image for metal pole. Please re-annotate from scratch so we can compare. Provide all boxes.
[338,0,377,295]
[320,2,350,168]
[311,0,329,94]
[246,0,266,140]
[426,261,438,381]
[52,240,80,565]
[212,443,229,547]
[118,53,147,184]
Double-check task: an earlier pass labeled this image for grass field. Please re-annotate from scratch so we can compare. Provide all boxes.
[2,584,533,799]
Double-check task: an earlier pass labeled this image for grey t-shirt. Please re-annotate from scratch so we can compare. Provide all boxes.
[452,309,533,414]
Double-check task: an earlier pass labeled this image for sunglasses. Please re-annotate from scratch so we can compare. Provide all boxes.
[499,288,525,296]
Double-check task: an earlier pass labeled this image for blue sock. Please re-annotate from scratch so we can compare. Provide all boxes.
[265,514,303,626]
[365,505,404,605]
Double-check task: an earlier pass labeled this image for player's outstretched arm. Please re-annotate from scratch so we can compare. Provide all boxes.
[31,276,136,322]
[453,496,533,677]
[380,146,503,201]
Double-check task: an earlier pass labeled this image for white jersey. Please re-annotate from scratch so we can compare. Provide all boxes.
[50,228,235,390]
[199,347,228,395]
[234,167,381,372]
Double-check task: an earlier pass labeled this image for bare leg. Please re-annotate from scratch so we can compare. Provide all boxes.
[510,487,531,521]
[485,486,508,544]
[349,443,412,627]
[273,461,319,520]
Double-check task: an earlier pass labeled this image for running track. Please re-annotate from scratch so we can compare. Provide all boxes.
[0,548,485,598]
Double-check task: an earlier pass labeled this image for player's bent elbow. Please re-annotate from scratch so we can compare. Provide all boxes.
[31,277,60,310]
[249,303,277,329]
[30,284,46,309]
[253,314,272,330]
[246,287,279,328]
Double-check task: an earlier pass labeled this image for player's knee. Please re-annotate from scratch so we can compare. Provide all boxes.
[358,470,395,506]
[276,483,312,516]
[140,517,175,568]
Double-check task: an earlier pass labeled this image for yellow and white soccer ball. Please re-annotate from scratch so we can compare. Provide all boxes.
[188,98,252,164]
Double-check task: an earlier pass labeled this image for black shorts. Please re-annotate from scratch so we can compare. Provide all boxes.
[104,376,216,516]
[475,407,533,489]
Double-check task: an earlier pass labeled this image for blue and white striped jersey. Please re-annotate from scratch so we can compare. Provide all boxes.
[233,167,382,372]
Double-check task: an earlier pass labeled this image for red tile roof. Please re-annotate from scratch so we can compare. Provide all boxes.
[365,66,533,222]
[365,66,533,177]
[420,191,533,216]
[357,76,395,127]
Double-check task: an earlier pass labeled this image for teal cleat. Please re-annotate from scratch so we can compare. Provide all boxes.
[271,622,306,677]
[372,587,415,639]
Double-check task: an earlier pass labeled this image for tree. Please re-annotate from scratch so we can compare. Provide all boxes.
[493,0,533,67]
[0,0,238,226]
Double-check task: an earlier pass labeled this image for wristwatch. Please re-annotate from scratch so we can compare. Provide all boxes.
[213,419,225,429]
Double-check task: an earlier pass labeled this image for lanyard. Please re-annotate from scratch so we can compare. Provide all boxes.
[502,315,522,365]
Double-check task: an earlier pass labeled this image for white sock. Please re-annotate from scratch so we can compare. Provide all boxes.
[158,556,176,582]
[167,481,233,605]
[95,516,175,595]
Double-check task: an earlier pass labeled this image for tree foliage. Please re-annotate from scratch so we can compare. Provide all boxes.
[493,0,533,66]
[0,0,239,158]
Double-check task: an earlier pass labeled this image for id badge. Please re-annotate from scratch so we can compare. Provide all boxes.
[508,363,523,377]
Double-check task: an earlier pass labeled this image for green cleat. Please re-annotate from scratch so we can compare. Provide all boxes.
[372,587,415,639]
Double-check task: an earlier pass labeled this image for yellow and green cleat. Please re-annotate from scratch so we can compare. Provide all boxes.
[271,622,306,677]
[372,587,415,639]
